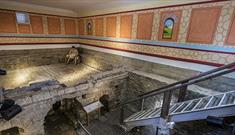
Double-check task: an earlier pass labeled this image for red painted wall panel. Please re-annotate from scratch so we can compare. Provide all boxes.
[187,7,221,44]
[226,10,235,45]
[18,24,31,34]
[95,18,104,36]
[120,15,133,39]
[0,12,17,33]
[78,19,85,35]
[30,15,44,34]
[137,12,153,40]
[106,16,117,38]
[47,17,61,34]
[64,19,76,35]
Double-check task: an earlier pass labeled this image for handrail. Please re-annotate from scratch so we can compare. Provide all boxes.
[121,62,235,106]
[77,120,91,135]
[120,62,235,122]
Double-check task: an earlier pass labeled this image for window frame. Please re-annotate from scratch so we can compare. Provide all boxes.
[162,18,175,39]
[16,12,30,24]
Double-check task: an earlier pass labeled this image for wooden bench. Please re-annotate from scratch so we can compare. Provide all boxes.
[83,101,103,126]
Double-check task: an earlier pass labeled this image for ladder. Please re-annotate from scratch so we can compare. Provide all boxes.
[124,90,235,127]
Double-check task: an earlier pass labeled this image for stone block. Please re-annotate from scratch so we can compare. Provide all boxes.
[16,96,33,106]
[64,87,77,94]
[32,92,51,102]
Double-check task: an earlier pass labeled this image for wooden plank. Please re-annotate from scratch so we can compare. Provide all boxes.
[83,101,103,113]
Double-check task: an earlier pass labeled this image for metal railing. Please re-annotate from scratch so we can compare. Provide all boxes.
[120,62,235,122]
[76,120,92,135]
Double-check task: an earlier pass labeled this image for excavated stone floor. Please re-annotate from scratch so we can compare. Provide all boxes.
[0,64,99,89]
[0,64,234,135]
[44,112,77,135]
[85,108,125,135]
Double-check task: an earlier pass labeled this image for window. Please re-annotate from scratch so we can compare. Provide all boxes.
[16,12,30,24]
[162,18,174,39]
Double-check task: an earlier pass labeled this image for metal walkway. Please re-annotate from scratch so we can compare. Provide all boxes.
[124,90,235,127]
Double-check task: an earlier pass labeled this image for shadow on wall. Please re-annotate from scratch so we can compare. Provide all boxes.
[44,98,84,135]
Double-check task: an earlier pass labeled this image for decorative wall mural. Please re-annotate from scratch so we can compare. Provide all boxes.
[163,18,174,39]
[0,1,234,66]
[158,11,182,42]
[86,20,93,35]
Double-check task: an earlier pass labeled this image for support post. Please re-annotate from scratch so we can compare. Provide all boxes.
[120,105,124,124]
[160,90,172,119]
[178,84,187,102]
[140,98,145,111]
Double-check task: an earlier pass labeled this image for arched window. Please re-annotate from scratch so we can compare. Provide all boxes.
[162,18,174,39]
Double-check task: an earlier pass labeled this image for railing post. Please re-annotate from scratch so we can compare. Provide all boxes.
[178,84,188,102]
[120,105,124,124]
[160,90,172,119]
[140,98,145,111]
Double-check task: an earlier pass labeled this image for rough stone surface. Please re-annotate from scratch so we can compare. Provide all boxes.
[1,47,235,135]
[80,48,235,93]
[0,68,128,135]
[125,72,168,110]
[0,48,69,70]
[0,64,99,89]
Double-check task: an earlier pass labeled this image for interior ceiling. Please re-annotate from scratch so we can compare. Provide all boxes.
[7,0,155,12]
[4,0,211,17]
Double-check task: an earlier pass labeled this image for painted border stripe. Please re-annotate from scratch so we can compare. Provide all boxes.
[77,36,235,54]
[0,35,234,54]
[79,42,224,67]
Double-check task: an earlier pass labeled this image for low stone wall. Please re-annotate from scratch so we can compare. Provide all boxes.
[125,72,167,110]
[80,48,235,93]
[124,71,204,112]
[1,47,234,92]
[0,48,69,70]
[80,48,198,79]
[0,68,128,135]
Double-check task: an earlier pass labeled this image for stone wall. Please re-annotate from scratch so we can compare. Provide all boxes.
[125,72,167,111]
[0,68,128,135]
[1,46,234,92]
[0,48,69,70]
[80,48,235,93]
[80,48,198,79]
